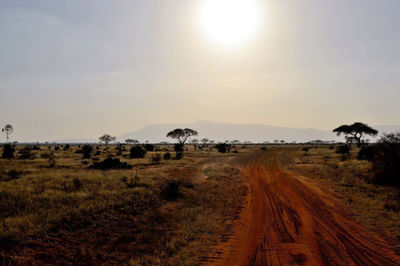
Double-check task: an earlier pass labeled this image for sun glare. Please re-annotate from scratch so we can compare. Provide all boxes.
[198,0,260,47]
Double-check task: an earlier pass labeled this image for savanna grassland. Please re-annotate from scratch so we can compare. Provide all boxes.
[288,145,400,252]
[1,143,400,265]
[0,144,252,265]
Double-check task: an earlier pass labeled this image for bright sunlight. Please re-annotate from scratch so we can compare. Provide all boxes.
[198,0,261,47]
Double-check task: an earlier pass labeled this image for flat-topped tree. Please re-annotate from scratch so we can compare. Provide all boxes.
[166,128,198,145]
[99,134,116,148]
[333,122,378,147]
[167,128,198,158]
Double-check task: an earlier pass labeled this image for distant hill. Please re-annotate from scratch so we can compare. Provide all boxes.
[119,120,341,143]
[54,122,400,144]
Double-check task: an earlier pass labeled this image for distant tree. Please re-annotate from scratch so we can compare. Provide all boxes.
[167,128,198,145]
[99,134,116,148]
[280,140,285,144]
[333,122,378,147]
[201,138,209,145]
[167,128,198,159]
[191,139,199,144]
[209,140,215,144]
[274,140,280,144]
[231,140,241,144]
[125,139,139,145]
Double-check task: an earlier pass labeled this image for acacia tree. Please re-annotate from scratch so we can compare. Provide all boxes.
[167,128,198,158]
[167,128,198,145]
[201,138,209,145]
[99,134,116,148]
[333,122,378,147]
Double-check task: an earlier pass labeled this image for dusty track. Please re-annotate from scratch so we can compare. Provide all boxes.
[208,150,400,265]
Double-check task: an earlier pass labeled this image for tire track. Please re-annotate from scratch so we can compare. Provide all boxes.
[207,150,400,265]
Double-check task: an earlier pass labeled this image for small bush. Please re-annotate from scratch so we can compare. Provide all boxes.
[64,144,70,150]
[90,157,132,170]
[357,145,375,161]
[144,144,155,152]
[160,180,182,201]
[216,143,227,153]
[0,169,21,181]
[18,147,35,159]
[152,154,162,163]
[336,145,350,155]
[260,147,267,151]
[2,144,15,159]
[371,134,400,186]
[163,152,172,160]
[82,145,93,159]
[130,146,146,158]
[302,147,310,152]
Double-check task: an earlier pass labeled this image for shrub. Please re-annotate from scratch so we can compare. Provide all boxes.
[90,157,132,170]
[2,144,15,159]
[357,145,375,161]
[302,147,310,152]
[54,146,60,151]
[371,134,400,186]
[260,147,267,151]
[82,145,93,159]
[160,180,182,201]
[130,146,146,158]
[336,145,350,155]
[64,144,70,150]
[163,152,172,160]
[216,143,227,153]
[152,153,162,163]
[18,147,35,159]
[0,169,21,181]
[144,144,155,152]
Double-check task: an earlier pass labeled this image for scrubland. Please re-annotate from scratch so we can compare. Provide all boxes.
[0,144,249,265]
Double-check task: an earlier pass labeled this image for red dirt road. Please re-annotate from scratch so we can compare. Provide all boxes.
[208,150,400,265]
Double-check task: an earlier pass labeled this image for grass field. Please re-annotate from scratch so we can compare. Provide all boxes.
[0,144,251,265]
[1,144,400,264]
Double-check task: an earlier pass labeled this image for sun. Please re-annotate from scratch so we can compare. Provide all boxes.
[198,0,260,47]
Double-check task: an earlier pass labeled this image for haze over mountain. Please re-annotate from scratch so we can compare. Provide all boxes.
[114,121,400,144]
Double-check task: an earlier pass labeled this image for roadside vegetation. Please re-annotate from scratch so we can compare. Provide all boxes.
[0,144,247,264]
[289,141,400,249]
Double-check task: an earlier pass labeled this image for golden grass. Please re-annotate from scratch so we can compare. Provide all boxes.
[0,145,248,264]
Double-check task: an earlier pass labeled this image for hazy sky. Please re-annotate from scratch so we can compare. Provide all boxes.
[1,0,400,141]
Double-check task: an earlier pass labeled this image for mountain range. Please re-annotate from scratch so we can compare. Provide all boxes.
[55,121,400,143]
[117,121,400,144]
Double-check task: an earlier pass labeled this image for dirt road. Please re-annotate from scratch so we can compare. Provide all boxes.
[208,150,400,265]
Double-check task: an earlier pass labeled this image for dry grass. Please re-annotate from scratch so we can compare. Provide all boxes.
[0,144,248,265]
[289,145,400,250]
